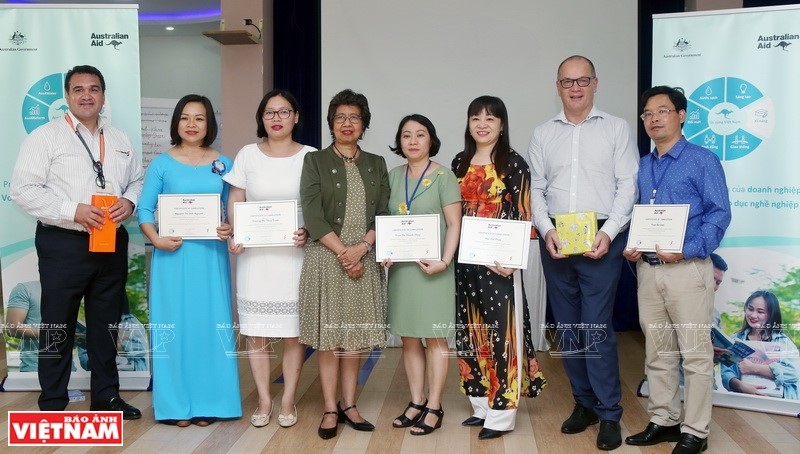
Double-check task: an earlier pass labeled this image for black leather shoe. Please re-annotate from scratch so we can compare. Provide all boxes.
[672,433,708,454]
[478,428,507,439]
[337,401,375,431]
[393,400,427,428]
[625,422,682,446]
[318,411,339,439]
[461,416,486,427]
[90,397,141,420]
[561,403,598,434]
[597,420,622,450]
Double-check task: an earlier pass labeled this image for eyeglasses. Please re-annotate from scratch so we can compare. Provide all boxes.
[640,108,677,121]
[263,109,293,120]
[558,76,594,88]
[333,114,362,124]
[92,160,106,189]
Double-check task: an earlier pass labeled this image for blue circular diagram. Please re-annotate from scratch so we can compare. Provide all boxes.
[684,77,774,161]
[21,73,69,134]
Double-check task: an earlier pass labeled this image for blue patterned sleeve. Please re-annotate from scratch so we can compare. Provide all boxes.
[683,154,732,259]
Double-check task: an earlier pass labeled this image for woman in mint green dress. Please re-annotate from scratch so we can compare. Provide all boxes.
[384,114,461,436]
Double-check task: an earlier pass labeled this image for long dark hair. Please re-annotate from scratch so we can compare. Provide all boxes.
[454,95,511,178]
[738,290,783,341]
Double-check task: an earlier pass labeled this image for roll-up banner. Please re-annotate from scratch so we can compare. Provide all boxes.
[0,4,149,391]
[646,5,800,416]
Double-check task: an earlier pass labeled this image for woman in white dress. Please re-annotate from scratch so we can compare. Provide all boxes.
[225,90,315,428]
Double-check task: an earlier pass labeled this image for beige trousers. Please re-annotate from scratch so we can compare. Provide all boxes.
[636,257,714,438]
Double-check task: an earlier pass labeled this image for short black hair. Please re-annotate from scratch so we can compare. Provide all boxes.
[326,89,370,140]
[710,253,728,272]
[641,85,688,121]
[65,65,106,92]
[170,94,218,147]
[389,114,441,158]
[255,89,301,139]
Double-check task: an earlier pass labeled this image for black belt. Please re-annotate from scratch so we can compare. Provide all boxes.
[550,217,607,229]
[38,221,89,236]
[641,252,665,266]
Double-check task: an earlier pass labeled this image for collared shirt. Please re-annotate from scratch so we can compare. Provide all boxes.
[11,111,144,231]
[638,137,731,259]
[528,106,639,241]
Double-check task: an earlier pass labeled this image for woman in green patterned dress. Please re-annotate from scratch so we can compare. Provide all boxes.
[299,89,389,440]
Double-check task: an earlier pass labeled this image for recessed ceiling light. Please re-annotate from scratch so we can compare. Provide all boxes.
[165,26,175,31]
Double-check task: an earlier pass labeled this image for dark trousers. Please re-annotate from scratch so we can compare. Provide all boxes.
[539,231,626,421]
[35,223,128,410]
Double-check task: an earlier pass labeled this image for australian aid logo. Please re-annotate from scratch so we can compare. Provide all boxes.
[7,411,123,446]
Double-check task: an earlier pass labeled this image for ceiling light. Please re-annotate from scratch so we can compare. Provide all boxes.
[165,26,175,31]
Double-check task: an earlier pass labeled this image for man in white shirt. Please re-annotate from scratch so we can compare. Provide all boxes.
[528,55,639,450]
[11,65,143,419]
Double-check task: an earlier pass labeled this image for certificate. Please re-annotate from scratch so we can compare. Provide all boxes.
[233,200,298,247]
[458,217,531,269]
[626,204,690,253]
[375,214,440,262]
[157,194,221,240]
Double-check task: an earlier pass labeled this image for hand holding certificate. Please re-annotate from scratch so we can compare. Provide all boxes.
[626,204,690,252]
[233,200,298,248]
[158,194,221,239]
[375,214,440,262]
[458,217,531,269]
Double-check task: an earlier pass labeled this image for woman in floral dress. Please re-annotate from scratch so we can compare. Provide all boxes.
[451,96,546,440]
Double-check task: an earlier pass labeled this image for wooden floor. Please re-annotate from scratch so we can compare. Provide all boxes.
[1,331,798,453]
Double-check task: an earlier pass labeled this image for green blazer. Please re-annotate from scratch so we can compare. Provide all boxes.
[300,145,390,240]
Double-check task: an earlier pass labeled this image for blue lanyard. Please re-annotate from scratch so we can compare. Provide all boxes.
[649,153,673,204]
[405,160,432,214]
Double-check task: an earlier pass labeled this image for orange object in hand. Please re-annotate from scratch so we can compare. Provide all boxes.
[89,194,118,252]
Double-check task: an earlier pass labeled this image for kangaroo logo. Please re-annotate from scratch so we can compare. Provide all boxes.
[775,41,791,51]
[106,39,123,50]
[716,108,734,119]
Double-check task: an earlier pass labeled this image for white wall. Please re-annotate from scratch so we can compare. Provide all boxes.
[322,0,639,169]
[139,34,222,114]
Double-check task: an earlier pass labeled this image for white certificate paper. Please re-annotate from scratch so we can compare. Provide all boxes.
[158,194,221,239]
[375,214,441,262]
[626,204,690,253]
[458,217,531,269]
[233,200,298,248]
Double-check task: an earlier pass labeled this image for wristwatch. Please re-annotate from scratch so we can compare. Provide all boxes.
[362,240,373,252]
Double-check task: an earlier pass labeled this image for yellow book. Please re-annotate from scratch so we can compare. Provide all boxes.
[554,211,597,255]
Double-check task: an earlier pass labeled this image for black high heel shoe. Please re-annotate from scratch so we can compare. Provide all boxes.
[318,411,339,439]
[410,406,444,436]
[337,401,375,431]
[392,400,428,428]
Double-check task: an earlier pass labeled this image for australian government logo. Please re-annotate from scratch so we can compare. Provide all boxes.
[756,32,797,51]
[1,30,37,52]
[663,37,701,58]
[90,32,130,49]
